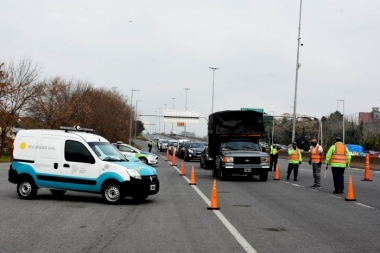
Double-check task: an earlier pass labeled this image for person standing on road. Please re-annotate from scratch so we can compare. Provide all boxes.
[325,137,351,194]
[269,142,281,171]
[309,139,324,189]
[287,142,302,181]
[148,141,153,152]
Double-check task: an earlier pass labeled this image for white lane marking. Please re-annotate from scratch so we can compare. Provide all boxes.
[355,202,373,208]
[291,184,303,187]
[165,157,257,253]
[328,195,341,199]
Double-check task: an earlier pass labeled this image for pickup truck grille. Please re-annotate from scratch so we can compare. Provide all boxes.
[234,157,261,164]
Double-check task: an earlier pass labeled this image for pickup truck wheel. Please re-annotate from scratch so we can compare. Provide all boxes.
[17,176,38,200]
[220,169,229,181]
[212,167,218,177]
[259,171,268,181]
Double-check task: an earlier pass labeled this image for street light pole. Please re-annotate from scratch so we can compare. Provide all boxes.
[171,98,175,132]
[269,111,275,144]
[129,89,139,144]
[337,99,345,143]
[154,111,157,133]
[163,104,167,134]
[209,67,219,113]
[184,88,190,136]
[159,107,161,133]
[291,0,303,143]
[134,100,142,143]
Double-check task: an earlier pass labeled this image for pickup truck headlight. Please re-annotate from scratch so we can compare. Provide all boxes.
[261,157,269,163]
[223,157,234,163]
[127,169,142,179]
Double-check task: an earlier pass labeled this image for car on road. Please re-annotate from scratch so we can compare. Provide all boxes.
[158,139,169,151]
[183,142,206,161]
[167,140,178,155]
[200,146,213,169]
[113,142,158,165]
[153,136,160,143]
[363,150,380,158]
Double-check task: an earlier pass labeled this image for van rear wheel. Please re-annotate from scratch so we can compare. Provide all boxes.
[50,189,66,196]
[17,176,38,200]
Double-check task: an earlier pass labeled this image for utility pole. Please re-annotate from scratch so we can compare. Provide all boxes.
[171,98,175,132]
[209,67,219,113]
[163,104,167,134]
[184,88,190,136]
[129,89,139,144]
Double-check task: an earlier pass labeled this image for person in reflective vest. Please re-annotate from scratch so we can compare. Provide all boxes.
[148,141,153,152]
[269,142,281,171]
[325,137,351,194]
[308,139,324,189]
[287,142,302,181]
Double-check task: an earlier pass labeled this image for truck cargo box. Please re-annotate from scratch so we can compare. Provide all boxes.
[208,110,265,136]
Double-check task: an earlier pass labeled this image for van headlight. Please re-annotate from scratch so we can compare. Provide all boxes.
[127,169,142,179]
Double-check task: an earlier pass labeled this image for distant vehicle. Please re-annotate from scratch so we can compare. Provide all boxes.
[167,140,178,155]
[170,130,177,136]
[345,144,364,156]
[200,146,212,169]
[363,150,380,158]
[208,110,270,181]
[175,139,190,158]
[158,139,169,151]
[153,136,160,142]
[183,142,206,161]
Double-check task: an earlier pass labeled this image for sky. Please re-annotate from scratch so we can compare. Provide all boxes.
[2,1,380,137]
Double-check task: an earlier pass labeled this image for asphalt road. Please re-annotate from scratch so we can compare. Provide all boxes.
[1,135,380,253]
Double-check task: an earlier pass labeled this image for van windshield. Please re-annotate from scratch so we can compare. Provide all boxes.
[88,142,127,161]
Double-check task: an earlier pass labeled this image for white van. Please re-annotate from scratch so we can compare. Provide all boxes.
[8,127,159,204]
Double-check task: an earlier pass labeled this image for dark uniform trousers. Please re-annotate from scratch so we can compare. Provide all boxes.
[331,167,345,192]
[270,154,278,171]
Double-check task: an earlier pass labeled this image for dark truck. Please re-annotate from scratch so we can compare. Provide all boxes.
[208,110,270,181]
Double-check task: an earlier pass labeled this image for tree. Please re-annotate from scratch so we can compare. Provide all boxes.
[0,58,40,156]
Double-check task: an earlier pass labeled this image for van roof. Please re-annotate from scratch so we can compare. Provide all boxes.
[17,129,109,143]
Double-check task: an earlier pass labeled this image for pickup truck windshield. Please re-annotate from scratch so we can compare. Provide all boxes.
[221,140,260,151]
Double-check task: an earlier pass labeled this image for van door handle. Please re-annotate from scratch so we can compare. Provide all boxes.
[63,164,70,168]
[54,163,58,169]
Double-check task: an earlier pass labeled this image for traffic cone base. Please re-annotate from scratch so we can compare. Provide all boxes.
[189,166,196,185]
[208,179,220,210]
[345,175,356,201]
[273,164,280,180]
[180,161,186,176]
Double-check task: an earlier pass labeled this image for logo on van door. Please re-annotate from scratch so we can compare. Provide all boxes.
[20,142,27,150]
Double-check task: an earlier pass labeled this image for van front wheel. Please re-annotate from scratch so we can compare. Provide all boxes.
[17,177,38,200]
[102,182,124,204]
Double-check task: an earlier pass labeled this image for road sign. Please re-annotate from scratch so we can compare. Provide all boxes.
[241,108,264,113]
[164,110,199,123]
[177,122,185,127]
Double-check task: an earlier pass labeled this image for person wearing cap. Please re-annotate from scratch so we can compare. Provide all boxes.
[287,141,302,181]
[325,137,351,194]
[309,139,324,189]
[269,141,282,171]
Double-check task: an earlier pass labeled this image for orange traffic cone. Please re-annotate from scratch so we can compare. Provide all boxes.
[171,148,177,166]
[345,175,356,201]
[207,180,220,210]
[165,148,170,161]
[189,166,196,185]
[362,154,372,181]
[180,161,186,176]
[273,164,280,180]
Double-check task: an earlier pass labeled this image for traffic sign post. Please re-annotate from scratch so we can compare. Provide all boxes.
[241,108,264,113]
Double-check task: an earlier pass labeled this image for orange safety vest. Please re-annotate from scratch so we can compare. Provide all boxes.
[310,145,322,163]
[288,148,299,161]
[330,143,348,164]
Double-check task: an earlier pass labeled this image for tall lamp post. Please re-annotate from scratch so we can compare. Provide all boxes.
[209,67,219,113]
[291,0,303,143]
[337,99,345,143]
[171,98,175,132]
[184,88,190,135]
[269,111,275,144]
[129,89,139,144]
[158,107,161,133]
[154,111,157,133]
[134,100,142,143]
[163,104,167,134]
